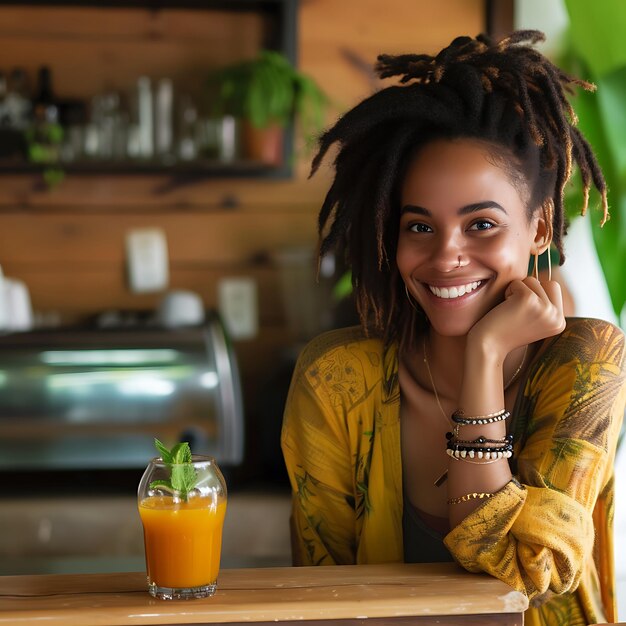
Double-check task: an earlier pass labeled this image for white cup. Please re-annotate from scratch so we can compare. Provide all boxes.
[0,278,34,331]
[157,290,205,328]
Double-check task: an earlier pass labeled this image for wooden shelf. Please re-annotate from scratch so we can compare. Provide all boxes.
[0,0,298,181]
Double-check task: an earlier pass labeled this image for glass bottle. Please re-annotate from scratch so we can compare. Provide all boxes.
[33,66,58,125]
[5,68,32,130]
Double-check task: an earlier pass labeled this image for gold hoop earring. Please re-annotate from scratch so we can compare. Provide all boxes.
[405,283,419,311]
[547,246,552,281]
[532,246,553,282]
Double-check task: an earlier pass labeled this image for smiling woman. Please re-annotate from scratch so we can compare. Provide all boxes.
[397,138,549,340]
[281,31,626,626]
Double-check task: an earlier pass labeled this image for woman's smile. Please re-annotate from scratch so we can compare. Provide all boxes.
[426,280,484,299]
[415,277,490,314]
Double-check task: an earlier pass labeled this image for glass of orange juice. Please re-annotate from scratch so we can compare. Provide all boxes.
[138,446,227,600]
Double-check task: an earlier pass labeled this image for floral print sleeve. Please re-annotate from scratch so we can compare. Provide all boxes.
[444,318,626,624]
[281,329,369,565]
[281,327,402,566]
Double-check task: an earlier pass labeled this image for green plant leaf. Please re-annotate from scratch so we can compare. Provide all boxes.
[567,78,626,316]
[148,479,176,495]
[151,439,198,501]
[205,49,327,135]
[171,442,192,465]
[565,0,626,76]
[563,0,626,319]
[171,463,198,495]
[154,438,173,463]
[595,67,626,189]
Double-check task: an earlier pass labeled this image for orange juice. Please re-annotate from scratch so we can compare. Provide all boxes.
[139,495,227,589]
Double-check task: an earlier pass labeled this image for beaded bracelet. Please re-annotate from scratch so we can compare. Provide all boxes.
[448,454,505,466]
[447,491,494,505]
[446,432,513,445]
[452,409,510,426]
[454,408,506,419]
[446,447,513,460]
[447,442,513,453]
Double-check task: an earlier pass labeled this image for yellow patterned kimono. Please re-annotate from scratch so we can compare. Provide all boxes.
[281,318,626,625]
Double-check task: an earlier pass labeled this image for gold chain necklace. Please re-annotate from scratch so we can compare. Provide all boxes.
[421,334,528,487]
[422,335,528,423]
[422,334,452,427]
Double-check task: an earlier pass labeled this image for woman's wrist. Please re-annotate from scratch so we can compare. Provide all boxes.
[458,335,507,415]
[465,331,508,367]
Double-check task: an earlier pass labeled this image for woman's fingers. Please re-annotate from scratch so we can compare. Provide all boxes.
[541,280,564,312]
[520,276,565,333]
[541,280,566,332]
[504,278,528,299]
[504,277,565,335]
[521,276,564,310]
[520,276,552,302]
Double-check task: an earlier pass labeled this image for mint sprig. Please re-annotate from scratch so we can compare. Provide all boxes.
[150,439,198,500]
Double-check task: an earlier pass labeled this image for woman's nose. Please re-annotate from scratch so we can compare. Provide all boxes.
[429,235,468,272]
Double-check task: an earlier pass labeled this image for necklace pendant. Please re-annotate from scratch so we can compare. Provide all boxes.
[434,469,448,487]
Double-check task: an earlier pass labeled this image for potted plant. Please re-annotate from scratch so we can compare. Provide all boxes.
[206,50,328,166]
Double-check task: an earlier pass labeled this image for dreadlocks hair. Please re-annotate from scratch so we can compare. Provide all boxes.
[311,30,608,349]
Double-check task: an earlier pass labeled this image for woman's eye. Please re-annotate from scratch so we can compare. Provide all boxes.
[469,220,495,231]
[409,223,432,233]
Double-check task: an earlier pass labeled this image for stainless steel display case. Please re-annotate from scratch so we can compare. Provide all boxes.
[0,312,243,469]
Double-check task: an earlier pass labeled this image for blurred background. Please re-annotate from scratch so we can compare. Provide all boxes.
[0,0,623,617]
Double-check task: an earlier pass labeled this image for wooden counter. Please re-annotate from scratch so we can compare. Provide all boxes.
[0,563,527,626]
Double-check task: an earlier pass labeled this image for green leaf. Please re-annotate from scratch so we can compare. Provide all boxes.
[171,463,197,495]
[154,438,173,463]
[148,479,176,495]
[577,76,626,316]
[562,1,626,319]
[171,442,192,465]
[565,0,626,76]
[596,68,626,187]
[205,49,327,135]
[43,168,64,188]
[332,270,353,300]
[152,439,198,500]
[567,81,626,316]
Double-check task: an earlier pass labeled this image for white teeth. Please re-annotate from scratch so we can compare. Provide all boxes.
[428,280,482,299]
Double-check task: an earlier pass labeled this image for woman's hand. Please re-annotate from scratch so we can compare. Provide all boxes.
[468,276,566,359]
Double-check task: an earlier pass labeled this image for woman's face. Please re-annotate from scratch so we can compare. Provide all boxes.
[397,138,546,337]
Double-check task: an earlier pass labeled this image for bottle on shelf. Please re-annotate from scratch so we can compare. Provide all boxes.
[33,66,59,125]
[0,63,255,171]
[136,76,154,159]
[176,94,198,162]
[155,78,174,162]
[5,68,32,130]
[0,72,8,126]
[29,66,63,173]
[0,69,31,161]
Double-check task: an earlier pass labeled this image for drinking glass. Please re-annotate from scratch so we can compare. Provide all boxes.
[138,455,227,599]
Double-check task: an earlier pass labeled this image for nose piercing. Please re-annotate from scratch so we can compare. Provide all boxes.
[456,255,466,268]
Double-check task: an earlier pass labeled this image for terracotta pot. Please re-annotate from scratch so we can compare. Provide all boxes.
[242,121,284,166]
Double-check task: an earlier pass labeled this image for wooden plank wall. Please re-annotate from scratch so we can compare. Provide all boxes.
[0,0,484,474]
[0,6,267,101]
